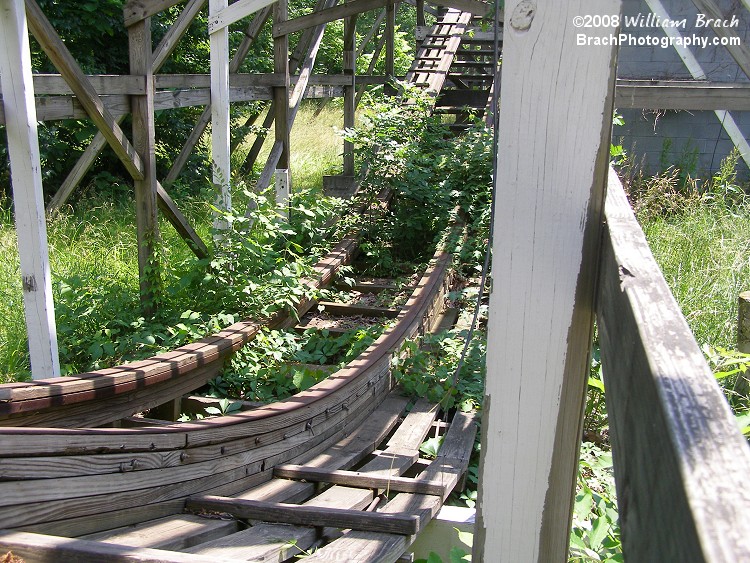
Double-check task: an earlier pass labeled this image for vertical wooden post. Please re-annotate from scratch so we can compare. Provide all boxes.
[275,168,290,219]
[343,15,357,176]
[385,0,395,94]
[0,0,60,378]
[474,1,620,561]
[128,16,161,315]
[274,0,290,170]
[415,0,426,49]
[738,291,750,354]
[210,0,231,231]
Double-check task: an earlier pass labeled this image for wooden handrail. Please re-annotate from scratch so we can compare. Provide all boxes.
[597,168,750,562]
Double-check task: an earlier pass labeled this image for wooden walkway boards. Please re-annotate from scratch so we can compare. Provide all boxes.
[0,395,477,562]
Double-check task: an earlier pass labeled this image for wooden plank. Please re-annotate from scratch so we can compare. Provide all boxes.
[47,0,203,213]
[25,0,145,181]
[124,0,186,27]
[28,74,145,95]
[274,0,388,37]
[0,0,61,378]
[0,530,243,563]
[428,0,489,15]
[207,0,277,32]
[615,80,750,111]
[152,0,207,71]
[210,0,232,229]
[156,183,210,259]
[473,1,619,561]
[81,514,239,551]
[597,171,750,562]
[164,5,270,185]
[184,524,317,560]
[184,496,421,535]
[129,16,161,314]
[319,301,400,318]
[344,14,356,175]
[273,0,290,169]
[691,0,750,80]
[302,411,477,562]
[273,465,446,496]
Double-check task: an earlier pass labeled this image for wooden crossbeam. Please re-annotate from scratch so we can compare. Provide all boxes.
[691,0,750,80]
[208,0,277,32]
[427,0,490,16]
[274,0,388,37]
[25,0,144,181]
[156,184,209,259]
[274,464,447,496]
[318,301,400,318]
[185,496,422,535]
[124,0,187,27]
[615,80,750,111]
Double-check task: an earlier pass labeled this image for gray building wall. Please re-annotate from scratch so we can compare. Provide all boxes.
[615,0,750,177]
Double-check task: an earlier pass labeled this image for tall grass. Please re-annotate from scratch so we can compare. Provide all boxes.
[0,103,344,381]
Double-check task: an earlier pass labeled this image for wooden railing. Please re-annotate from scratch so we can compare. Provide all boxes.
[596,169,750,561]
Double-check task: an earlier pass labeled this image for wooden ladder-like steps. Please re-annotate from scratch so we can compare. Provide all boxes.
[28,396,477,562]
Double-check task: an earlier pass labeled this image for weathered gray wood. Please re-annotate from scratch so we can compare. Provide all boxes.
[430,0,489,15]
[343,15,357,175]
[156,183,210,259]
[691,0,750,80]
[273,0,290,169]
[303,411,477,562]
[28,74,146,95]
[184,523,317,560]
[164,6,271,185]
[185,496,421,535]
[210,0,232,229]
[273,465,447,496]
[0,530,243,563]
[129,15,161,313]
[82,514,239,551]
[124,0,186,27]
[152,0,206,70]
[385,0,395,85]
[597,171,750,562]
[207,0,276,32]
[274,0,388,37]
[615,80,750,111]
[0,0,61,379]
[739,291,750,354]
[47,0,203,213]
[25,0,145,181]
[474,1,620,561]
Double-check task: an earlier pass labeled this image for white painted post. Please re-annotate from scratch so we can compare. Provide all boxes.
[0,0,60,378]
[474,1,620,561]
[275,168,290,220]
[209,0,231,231]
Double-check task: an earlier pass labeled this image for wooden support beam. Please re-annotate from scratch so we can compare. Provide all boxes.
[274,464,447,496]
[129,16,162,314]
[156,184,209,259]
[185,496,422,535]
[318,301,400,318]
[427,0,489,16]
[615,80,750,111]
[691,0,750,80]
[385,0,395,87]
[124,0,187,28]
[207,0,276,32]
[343,15,357,176]
[209,0,232,231]
[598,171,750,562]
[165,5,271,185]
[152,0,206,71]
[25,0,144,181]
[0,530,239,563]
[0,0,60,379]
[274,0,388,37]
[273,0,290,169]
[48,0,205,213]
[275,168,290,219]
[474,1,620,561]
